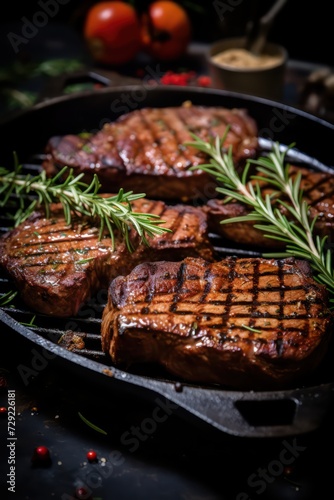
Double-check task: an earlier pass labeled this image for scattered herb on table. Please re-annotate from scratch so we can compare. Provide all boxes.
[78,412,107,435]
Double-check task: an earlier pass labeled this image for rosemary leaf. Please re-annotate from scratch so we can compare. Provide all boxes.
[20,315,36,327]
[186,133,334,303]
[78,412,107,435]
[0,161,171,253]
[242,324,262,334]
[0,290,17,306]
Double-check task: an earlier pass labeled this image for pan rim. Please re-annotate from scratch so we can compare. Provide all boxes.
[2,83,334,131]
[1,84,334,436]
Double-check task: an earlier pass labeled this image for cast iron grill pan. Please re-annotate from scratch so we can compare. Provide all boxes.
[1,86,334,438]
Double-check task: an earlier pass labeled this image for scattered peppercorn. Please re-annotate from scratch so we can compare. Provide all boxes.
[86,450,98,462]
[31,445,51,466]
[159,70,211,87]
[75,486,92,499]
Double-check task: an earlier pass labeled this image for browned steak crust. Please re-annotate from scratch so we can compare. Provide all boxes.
[0,198,214,317]
[42,105,259,201]
[101,256,333,390]
[204,166,334,248]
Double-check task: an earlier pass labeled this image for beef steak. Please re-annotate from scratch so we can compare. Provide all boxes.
[204,166,334,249]
[42,105,259,201]
[0,198,214,317]
[101,256,333,390]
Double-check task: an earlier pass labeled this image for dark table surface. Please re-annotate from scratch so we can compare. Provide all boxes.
[1,28,334,500]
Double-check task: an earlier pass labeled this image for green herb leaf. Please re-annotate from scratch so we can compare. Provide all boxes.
[0,290,18,306]
[186,133,334,304]
[78,412,107,435]
[20,315,36,327]
[0,157,172,253]
[76,257,95,265]
[242,324,262,334]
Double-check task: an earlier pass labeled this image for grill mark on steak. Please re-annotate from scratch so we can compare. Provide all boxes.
[275,260,285,356]
[42,105,259,201]
[0,198,214,317]
[141,112,177,174]
[158,109,190,172]
[162,110,195,169]
[209,109,241,140]
[247,258,260,332]
[223,258,237,333]
[142,263,160,307]
[199,265,213,304]
[6,218,100,265]
[141,112,175,175]
[101,256,333,389]
[170,261,187,313]
[162,208,182,243]
[303,172,334,206]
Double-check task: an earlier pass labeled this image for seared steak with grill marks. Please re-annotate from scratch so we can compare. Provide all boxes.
[204,166,334,249]
[42,105,259,201]
[101,256,333,390]
[0,199,214,317]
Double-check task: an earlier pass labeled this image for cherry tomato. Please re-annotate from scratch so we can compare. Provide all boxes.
[84,1,142,65]
[141,1,192,61]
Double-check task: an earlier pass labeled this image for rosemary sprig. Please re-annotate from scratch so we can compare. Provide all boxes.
[186,132,334,302]
[0,156,171,252]
[0,290,17,306]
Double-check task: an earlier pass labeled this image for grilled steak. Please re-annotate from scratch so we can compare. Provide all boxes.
[101,256,333,390]
[204,166,334,249]
[0,198,214,317]
[42,105,259,201]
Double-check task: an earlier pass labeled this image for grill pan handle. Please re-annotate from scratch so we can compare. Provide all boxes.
[140,378,334,438]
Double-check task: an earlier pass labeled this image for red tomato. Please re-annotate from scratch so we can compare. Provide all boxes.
[141,1,192,61]
[84,1,142,65]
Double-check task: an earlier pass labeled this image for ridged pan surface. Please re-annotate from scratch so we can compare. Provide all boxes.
[1,86,334,438]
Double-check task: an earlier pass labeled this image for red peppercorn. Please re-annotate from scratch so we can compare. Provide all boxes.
[0,406,7,415]
[31,445,51,466]
[86,450,98,462]
[160,70,194,87]
[197,75,212,87]
[35,446,50,458]
[75,486,92,499]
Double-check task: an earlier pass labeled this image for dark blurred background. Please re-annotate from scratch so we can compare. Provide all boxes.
[1,0,332,65]
[0,0,333,119]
